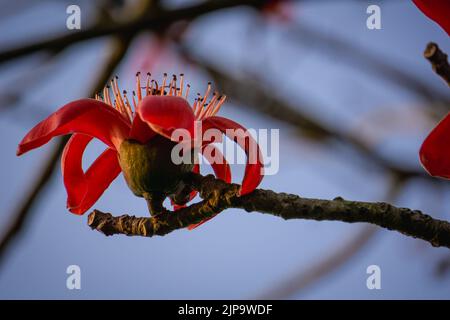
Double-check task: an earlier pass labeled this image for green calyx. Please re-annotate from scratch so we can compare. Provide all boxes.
[118,135,195,214]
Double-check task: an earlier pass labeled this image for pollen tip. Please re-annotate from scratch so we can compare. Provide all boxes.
[123,90,127,94]
[136,71,140,76]
[180,73,184,76]
[163,73,167,76]
[147,72,151,76]
[132,91,136,96]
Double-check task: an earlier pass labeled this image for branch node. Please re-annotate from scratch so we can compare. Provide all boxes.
[424,42,450,86]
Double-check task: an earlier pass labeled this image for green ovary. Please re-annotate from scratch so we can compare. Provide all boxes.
[118,135,194,200]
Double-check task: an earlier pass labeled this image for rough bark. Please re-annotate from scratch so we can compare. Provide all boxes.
[88,174,450,249]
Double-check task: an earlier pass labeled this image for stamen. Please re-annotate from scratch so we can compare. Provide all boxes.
[172,75,178,96]
[192,98,199,115]
[210,95,227,116]
[145,72,153,96]
[110,78,121,112]
[198,103,210,120]
[168,75,175,96]
[194,93,202,117]
[150,80,155,95]
[112,76,126,114]
[204,92,219,118]
[104,85,112,106]
[136,72,142,102]
[161,73,167,96]
[201,82,211,107]
[122,90,133,120]
[179,74,184,97]
[132,91,138,109]
[185,84,190,99]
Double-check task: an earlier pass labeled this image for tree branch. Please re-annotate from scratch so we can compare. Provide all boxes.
[424,42,450,87]
[88,174,450,249]
[0,0,264,64]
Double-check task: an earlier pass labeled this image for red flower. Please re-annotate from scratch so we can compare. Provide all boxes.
[412,0,450,36]
[17,73,264,228]
[420,112,450,179]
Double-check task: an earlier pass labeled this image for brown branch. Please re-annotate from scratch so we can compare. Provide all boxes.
[424,42,450,87]
[88,174,450,249]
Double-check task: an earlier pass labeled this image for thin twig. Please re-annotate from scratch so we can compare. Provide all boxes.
[88,174,450,249]
[424,42,450,87]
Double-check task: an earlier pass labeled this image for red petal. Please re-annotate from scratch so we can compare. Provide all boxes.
[17,99,131,156]
[419,112,450,179]
[413,0,450,36]
[70,148,121,214]
[128,113,156,143]
[202,116,263,195]
[61,134,91,210]
[202,144,231,183]
[62,134,122,215]
[137,95,195,140]
[188,146,231,230]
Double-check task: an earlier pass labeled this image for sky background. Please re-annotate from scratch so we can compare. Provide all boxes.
[0,0,449,299]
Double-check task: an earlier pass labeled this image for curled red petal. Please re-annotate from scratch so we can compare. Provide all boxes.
[202,116,263,195]
[188,146,231,230]
[419,112,450,179]
[62,134,122,215]
[17,99,131,156]
[137,95,195,140]
[70,148,121,215]
[413,0,450,36]
[61,134,91,210]
[201,144,232,183]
